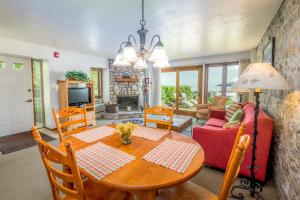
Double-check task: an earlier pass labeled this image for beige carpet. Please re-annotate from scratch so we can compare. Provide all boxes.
[0,138,279,200]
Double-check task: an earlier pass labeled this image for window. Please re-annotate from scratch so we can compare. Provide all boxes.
[91,68,103,98]
[161,66,203,115]
[204,62,239,103]
[32,60,45,128]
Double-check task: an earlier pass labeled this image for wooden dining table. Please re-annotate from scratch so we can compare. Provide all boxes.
[60,126,205,200]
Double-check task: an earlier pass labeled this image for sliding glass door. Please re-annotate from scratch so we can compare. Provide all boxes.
[161,66,202,115]
[204,62,239,103]
[178,70,199,111]
[161,72,177,108]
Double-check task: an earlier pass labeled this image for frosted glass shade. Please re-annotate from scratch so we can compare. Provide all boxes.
[153,60,170,68]
[233,63,290,90]
[149,43,169,62]
[113,52,130,67]
[133,58,148,69]
[123,43,138,62]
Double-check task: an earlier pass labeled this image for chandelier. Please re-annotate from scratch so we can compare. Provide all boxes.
[113,0,170,69]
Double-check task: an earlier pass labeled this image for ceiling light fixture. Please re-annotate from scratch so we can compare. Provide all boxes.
[113,0,169,69]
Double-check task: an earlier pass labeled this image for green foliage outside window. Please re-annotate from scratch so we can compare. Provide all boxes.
[161,85,194,105]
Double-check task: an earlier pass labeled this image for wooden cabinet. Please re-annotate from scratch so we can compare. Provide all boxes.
[57,80,96,127]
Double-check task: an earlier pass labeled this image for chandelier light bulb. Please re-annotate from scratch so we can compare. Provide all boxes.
[133,57,148,69]
[153,60,170,68]
[149,42,169,62]
[113,49,130,67]
[123,42,138,62]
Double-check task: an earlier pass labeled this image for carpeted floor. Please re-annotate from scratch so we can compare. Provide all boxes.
[0,120,279,199]
[0,139,279,200]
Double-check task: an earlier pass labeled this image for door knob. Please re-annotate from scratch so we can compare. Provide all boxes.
[25,99,33,103]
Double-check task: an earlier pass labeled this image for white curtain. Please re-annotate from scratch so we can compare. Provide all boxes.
[148,65,161,106]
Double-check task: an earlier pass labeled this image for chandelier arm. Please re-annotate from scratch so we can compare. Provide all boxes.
[148,35,161,53]
[119,41,128,50]
[128,34,138,50]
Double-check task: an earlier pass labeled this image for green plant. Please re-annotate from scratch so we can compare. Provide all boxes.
[65,70,90,82]
[179,85,193,100]
[161,86,176,105]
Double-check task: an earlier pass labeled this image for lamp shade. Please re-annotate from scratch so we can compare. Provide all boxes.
[149,41,169,62]
[123,42,138,62]
[133,57,148,69]
[233,63,290,90]
[153,60,170,68]
[113,50,130,67]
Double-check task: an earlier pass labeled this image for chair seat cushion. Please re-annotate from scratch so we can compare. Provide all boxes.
[206,118,227,128]
[157,181,218,200]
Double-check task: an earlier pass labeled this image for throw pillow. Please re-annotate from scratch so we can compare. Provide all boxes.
[228,108,245,123]
[223,120,241,129]
[225,103,241,122]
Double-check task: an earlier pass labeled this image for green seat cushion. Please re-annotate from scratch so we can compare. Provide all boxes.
[228,108,244,123]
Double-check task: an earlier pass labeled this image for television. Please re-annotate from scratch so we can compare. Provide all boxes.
[68,87,91,106]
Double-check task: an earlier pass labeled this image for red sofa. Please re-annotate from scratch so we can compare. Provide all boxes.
[192,103,274,181]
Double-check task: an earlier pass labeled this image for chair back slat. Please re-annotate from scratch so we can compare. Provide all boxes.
[218,134,251,200]
[52,107,88,142]
[32,127,86,200]
[224,124,246,176]
[144,106,174,132]
[50,173,79,198]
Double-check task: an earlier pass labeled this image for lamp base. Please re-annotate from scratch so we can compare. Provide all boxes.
[231,178,264,200]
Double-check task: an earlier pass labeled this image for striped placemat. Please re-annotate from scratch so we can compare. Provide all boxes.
[73,126,116,143]
[134,126,169,141]
[76,142,135,180]
[143,139,200,173]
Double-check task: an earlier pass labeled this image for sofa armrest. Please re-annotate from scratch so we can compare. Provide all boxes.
[209,109,226,119]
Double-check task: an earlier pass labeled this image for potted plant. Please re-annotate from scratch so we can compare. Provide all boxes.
[65,70,90,82]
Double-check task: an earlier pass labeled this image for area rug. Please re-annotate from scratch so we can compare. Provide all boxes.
[0,131,55,154]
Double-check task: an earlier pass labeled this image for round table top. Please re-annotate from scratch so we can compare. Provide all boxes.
[61,126,205,191]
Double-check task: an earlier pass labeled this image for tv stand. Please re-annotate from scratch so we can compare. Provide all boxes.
[57,80,96,128]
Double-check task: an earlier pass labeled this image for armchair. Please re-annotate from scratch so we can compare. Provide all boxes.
[196,96,228,120]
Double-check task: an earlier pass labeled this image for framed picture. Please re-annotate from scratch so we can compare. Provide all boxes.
[262,37,275,66]
[144,78,149,84]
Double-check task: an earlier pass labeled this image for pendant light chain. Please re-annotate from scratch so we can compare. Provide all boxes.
[113,0,169,68]
[140,0,146,26]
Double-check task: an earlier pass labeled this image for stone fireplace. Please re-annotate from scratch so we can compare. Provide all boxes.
[109,59,145,109]
[117,95,139,111]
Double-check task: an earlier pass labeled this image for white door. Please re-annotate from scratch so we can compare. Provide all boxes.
[0,55,34,137]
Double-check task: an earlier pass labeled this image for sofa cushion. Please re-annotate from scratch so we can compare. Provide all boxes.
[228,108,244,123]
[225,103,241,121]
[206,118,227,128]
[223,120,241,129]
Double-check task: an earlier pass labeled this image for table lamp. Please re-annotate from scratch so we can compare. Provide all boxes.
[231,63,290,199]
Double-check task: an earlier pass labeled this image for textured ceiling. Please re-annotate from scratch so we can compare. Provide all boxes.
[0,0,283,59]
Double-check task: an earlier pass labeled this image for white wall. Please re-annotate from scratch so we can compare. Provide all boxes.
[0,36,109,128]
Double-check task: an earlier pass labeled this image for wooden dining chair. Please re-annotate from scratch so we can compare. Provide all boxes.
[32,127,129,200]
[52,107,88,142]
[157,134,251,200]
[143,106,174,132]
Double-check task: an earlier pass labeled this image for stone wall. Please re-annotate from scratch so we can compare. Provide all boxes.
[256,0,300,199]
[108,60,145,107]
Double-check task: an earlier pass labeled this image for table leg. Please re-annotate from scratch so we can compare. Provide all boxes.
[136,190,157,200]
